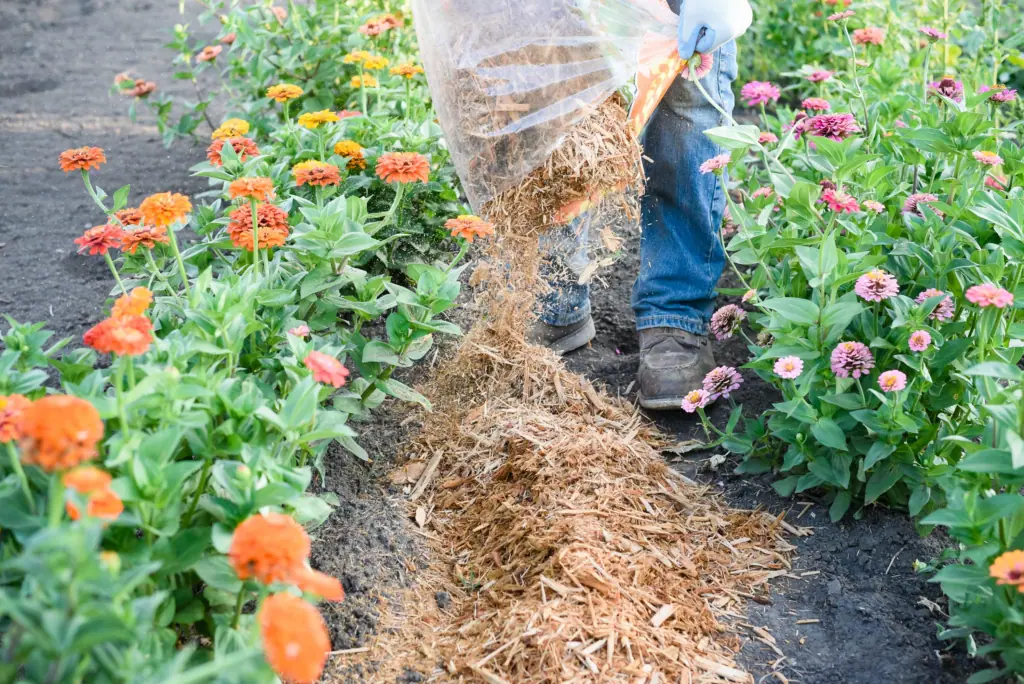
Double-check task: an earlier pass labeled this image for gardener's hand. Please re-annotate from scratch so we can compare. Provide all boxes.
[677,0,753,61]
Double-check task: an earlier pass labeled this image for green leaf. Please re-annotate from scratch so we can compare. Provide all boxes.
[361,340,402,365]
[703,124,761,151]
[772,475,799,497]
[958,449,1017,474]
[811,419,848,451]
[908,485,931,517]
[379,378,432,410]
[192,556,242,593]
[829,490,852,522]
[967,669,1009,684]
[761,297,820,326]
[863,443,896,471]
[964,361,1023,381]
[280,377,319,430]
[864,463,901,504]
[930,564,992,602]
[820,393,864,410]
[821,302,864,333]
[1007,430,1024,469]
[112,184,131,211]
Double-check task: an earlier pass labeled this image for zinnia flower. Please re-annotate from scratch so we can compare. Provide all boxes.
[59,147,106,173]
[333,140,366,170]
[343,50,371,64]
[226,203,290,251]
[807,70,833,82]
[0,395,30,444]
[830,341,875,379]
[929,77,964,102]
[74,224,124,256]
[289,324,311,338]
[206,137,260,167]
[266,84,303,102]
[806,113,860,140]
[211,118,250,140]
[229,512,311,584]
[259,593,332,684]
[270,5,287,22]
[920,26,948,40]
[390,63,425,79]
[986,174,1009,191]
[915,288,955,321]
[878,370,907,393]
[113,207,144,226]
[820,188,860,213]
[828,10,856,21]
[229,177,276,201]
[702,366,743,401]
[139,192,192,227]
[376,152,430,184]
[338,109,361,119]
[196,45,222,62]
[18,395,103,472]
[978,85,1017,103]
[902,192,943,218]
[863,200,885,213]
[119,79,156,97]
[740,81,781,107]
[304,351,349,388]
[802,97,831,111]
[965,283,1014,309]
[120,226,169,254]
[908,330,931,352]
[445,215,495,243]
[220,32,236,44]
[709,304,746,340]
[67,486,123,522]
[973,151,1003,167]
[774,356,804,380]
[84,315,153,357]
[699,153,732,174]
[111,287,153,319]
[853,27,886,45]
[63,465,111,493]
[742,289,757,303]
[759,131,779,144]
[296,110,340,129]
[990,551,1024,591]
[681,389,710,413]
[855,269,899,302]
[362,55,389,71]
[752,187,774,199]
[293,160,341,187]
[683,52,714,80]
[350,75,379,88]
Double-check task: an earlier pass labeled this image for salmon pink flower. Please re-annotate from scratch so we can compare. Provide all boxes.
[908,330,931,352]
[270,5,287,22]
[855,269,899,302]
[84,315,153,357]
[903,193,942,217]
[990,551,1024,591]
[710,304,745,340]
[806,113,860,140]
[120,226,169,254]
[0,395,30,444]
[986,174,1009,191]
[304,351,349,388]
[75,224,124,256]
[820,188,860,213]
[965,283,1014,309]
[18,396,103,472]
[828,10,855,21]
[196,45,222,62]
[699,153,732,174]
[742,289,757,303]
[774,356,804,380]
[446,215,495,242]
[338,109,362,119]
[807,70,833,82]
[703,366,743,400]
[853,27,885,45]
[220,32,236,44]
[863,200,885,213]
[681,389,710,413]
[259,593,332,684]
[915,289,955,321]
[206,137,260,167]
[758,131,778,144]
[802,97,831,111]
[878,370,907,393]
[929,77,963,102]
[973,151,1003,166]
[113,208,144,226]
[59,147,106,173]
[740,81,780,107]
[684,52,714,80]
[831,341,875,379]
[289,324,311,338]
[752,187,773,199]
[376,152,430,184]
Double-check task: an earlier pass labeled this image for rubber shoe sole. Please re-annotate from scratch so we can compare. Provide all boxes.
[547,317,596,354]
[637,392,686,411]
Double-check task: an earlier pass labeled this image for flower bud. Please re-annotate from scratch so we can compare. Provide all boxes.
[236,464,252,481]
[100,551,122,574]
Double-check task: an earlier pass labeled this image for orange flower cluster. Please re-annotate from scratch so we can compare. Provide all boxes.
[111,287,153,318]
[229,177,276,202]
[296,110,339,129]
[259,593,332,684]
[226,203,290,251]
[113,207,144,226]
[333,140,366,170]
[376,151,430,184]
[140,192,192,227]
[212,118,250,140]
[59,147,106,173]
[446,215,495,243]
[350,74,379,88]
[390,63,425,79]
[64,466,123,522]
[120,226,169,254]
[293,160,341,187]
[206,137,261,167]
[266,84,303,102]
[196,45,222,62]
[75,224,124,256]
[303,350,349,388]
[362,55,389,71]
[18,395,104,472]
[84,315,153,357]
[229,512,344,600]
[0,395,30,443]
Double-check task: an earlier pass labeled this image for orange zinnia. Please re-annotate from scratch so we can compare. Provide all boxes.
[266,84,303,102]
[0,395,31,443]
[74,224,124,256]
[350,75,379,88]
[113,207,144,226]
[303,351,349,388]
[196,45,222,62]
[390,63,424,79]
[229,512,311,584]
[140,192,191,228]
[206,137,261,167]
[63,465,113,493]
[293,567,345,601]
[991,550,1024,591]
[333,140,366,170]
[83,315,153,357]
[445,215,495,243]
[212,118,250,140]
[226,203,290,251]
[229,177,276,202]
[111,287,153,318]
[18,395,104,472]
[120,226,169,254]
[67,487,123,522]
[59,147,107,173]
[292,160,341,187]
[376,152,430,184]
[259,593,331,684]
[362,55,389,71]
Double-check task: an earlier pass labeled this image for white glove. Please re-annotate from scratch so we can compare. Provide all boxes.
[677,0,752,60]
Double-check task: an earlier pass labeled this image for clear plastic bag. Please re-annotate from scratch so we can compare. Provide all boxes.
[410,0,683,212]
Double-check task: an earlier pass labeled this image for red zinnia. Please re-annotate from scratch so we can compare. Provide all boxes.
[304,351,349,388]
[84,315,153,357]
[74,224,124,256]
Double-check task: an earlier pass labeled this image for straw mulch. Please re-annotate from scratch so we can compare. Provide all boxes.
[332,97,793,684]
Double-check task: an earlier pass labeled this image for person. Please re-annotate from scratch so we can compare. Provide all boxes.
[530,0,752,411]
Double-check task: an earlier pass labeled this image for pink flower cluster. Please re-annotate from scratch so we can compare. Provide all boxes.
[700,153,732,174]
[903,193,943,218]
[802,97,831,112]
[703,366,743,400]
[863,200,885,213]
[806,70,834,83]
[965,284,1014,309]
[929,77,964,102]
[973,150,1003,166]
[855,269,900,302]
[741,81,781,107]
[710,304,746,340]
[919,26,948,40]
[908,330,931,352]
[829,10,856,21]
[820,188,860,213]
[759,131,779,144]
[915,289,955,321]
[980,85,1018,103]
[806,113,860,141]
[831,341,875,379]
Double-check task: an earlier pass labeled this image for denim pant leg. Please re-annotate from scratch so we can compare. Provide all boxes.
[537,215,591,326]
[632,41,739,335]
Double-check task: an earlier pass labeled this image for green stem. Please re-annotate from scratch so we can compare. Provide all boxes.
[444,242,470,275]
[114,356,129,430]
[162,649,260,684]
[143,249,181,303]
[359,65,368,113]
[165,225,192,297]
[47,476,65,528]
[231,586,246,628]
[842,27,872,139]
[182,459,213,528]
[103,252,128,295]
[250,198,260,277]
[7,443,35,513]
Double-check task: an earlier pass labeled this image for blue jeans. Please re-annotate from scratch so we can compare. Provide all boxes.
[538,41,738,336]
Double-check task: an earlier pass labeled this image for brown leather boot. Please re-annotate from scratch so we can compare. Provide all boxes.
[527,316,596,354]
[636,327,716,410]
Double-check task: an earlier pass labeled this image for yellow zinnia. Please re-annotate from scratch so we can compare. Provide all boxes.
[342,50,371,64]
[390,63,425,79]
[296,109,340,129]
[362,55,390,71]
[350,75,379,88]
[212,118,250,140]
[266,84,303,102]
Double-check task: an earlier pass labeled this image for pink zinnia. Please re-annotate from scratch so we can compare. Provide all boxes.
[974,150,1003,166]
[855,269,900,302]
[759,131,779,144]
[806,113,860,141]
[829,10,856,21]
[338,110,362,119]
[700,153,732,174]
[682,389,710,413]
[703,366,743,400]
[878,370,907,393]
[774,356,804,380]
[908,330,932,352]
[742,289,757,303]
[980,85,1018,103]
[807,70,833,83]
[903,192,943,217]
[929,77,964,102]
[740,81,781,107]
[853,27,886,45]
[965,283,1014,309]
[710,304,746,340]
[863,200,885,213]
[986,174,1008,191]
[920,26,948,40]
[802,97,831,112]
[304,350,350,388]
[752,186,774,199]
[685,52,715,80]
[915,289,955,321]
[289,324,311,338]
[820,188,860,213]
[831,342,875,379]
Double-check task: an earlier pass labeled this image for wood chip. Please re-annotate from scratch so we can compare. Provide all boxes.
[694,656,753,683]
[414,506,427,528]
[650,604,675,628]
